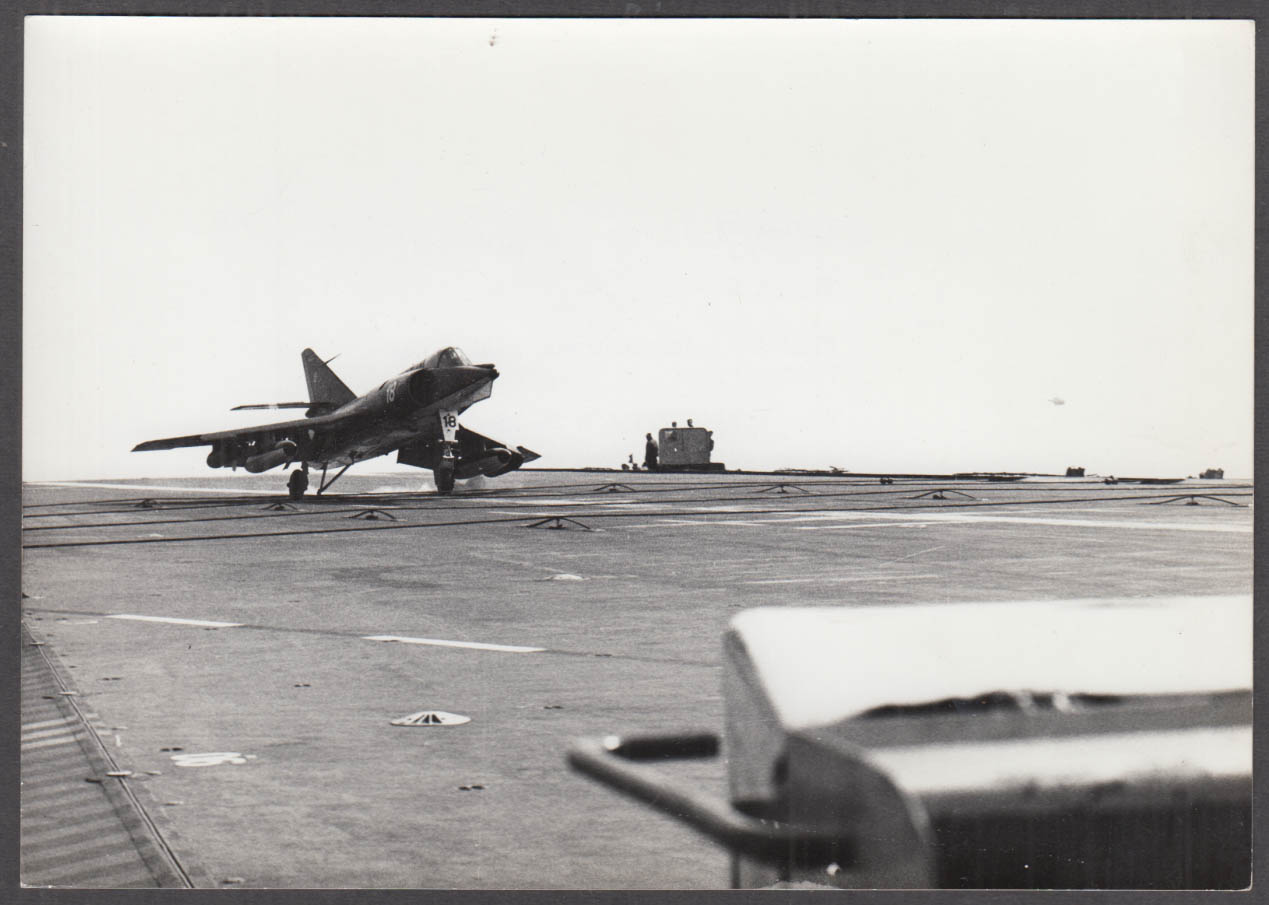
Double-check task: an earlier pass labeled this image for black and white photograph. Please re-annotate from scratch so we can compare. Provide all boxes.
[18,12,1253,890]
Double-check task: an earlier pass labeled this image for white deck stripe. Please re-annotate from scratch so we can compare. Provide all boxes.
[21,814,124,846]
[362,634,544,653]
[664,519,774,527]
[56,858,157,888]
[29,481,279,496]
[478,498,603,506]
[27,845,152,881]
[19,785,103,806]
[772,510,1249,534]
[907,511,1251,533]
[107,614,244,628]
[22,726,78,742]
[22,718,72,732]
[743,573,944,585]
[792,522,935,531]
[21,736,80,751]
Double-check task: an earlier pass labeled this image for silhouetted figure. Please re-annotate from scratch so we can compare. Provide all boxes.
[644,433,659,471]
[287,468,309,500]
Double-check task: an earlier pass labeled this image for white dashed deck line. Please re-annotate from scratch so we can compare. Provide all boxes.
[476,498,606,506]
[792,522,936,531]
[94,614,542,653]
[901,511,1251,533]
[614,508,1249,534]
[29,481,280,496]
[362,635,545,653]
[107,614,245,628]
[766,510,1249,534]
[658,519,776,527]
[743,573,944,585]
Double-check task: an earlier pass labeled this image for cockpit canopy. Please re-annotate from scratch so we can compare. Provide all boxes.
[411,346,472,371]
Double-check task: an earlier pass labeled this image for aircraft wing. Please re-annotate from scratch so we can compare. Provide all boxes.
[132,432,219,452]
[133,411,347,452]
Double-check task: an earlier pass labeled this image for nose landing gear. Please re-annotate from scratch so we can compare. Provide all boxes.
[435,462,456,494]
[436,408,459,495]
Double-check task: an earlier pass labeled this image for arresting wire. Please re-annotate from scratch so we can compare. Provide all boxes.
[23,490,1250,550]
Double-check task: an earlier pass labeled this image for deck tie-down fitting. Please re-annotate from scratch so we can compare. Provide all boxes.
[347,508,399,521]
[261,501,297,511]
[1145,494,1246,508]
[593,483,636,493]
[910,489,978,501]
[525,516,593,531]
[755,483,812,495]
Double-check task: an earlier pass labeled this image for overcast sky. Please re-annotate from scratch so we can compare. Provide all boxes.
[24,17,1253,481]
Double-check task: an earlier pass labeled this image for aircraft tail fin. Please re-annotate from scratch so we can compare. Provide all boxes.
[302,348,357,408]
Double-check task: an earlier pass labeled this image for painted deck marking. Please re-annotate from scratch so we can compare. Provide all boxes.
[759,510,1249,534]
[477,498,604,507]
[171,752,251,767]
[29,481,280,496]
[107,614,244,628]
[21,736,81,751]
[904,512,1251,533]
[743,573,944,585]
[792,522,935,531]
[22,718,73,732]
[363,634,545,653]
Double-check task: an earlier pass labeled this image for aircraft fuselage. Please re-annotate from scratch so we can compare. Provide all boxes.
[209,364,497,470]
[134,346,536,495]
[308,365,497,467]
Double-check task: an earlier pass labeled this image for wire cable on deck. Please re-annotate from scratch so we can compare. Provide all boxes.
[22,490,1251,550]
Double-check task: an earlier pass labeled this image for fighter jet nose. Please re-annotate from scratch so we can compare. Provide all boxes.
[456,365,497,386]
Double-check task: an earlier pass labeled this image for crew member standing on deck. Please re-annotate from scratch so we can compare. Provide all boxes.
[644,433,658,472]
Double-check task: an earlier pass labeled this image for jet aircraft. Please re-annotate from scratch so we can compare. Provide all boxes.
[133,347,539,496]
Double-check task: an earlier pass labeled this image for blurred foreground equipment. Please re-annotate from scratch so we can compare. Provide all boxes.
[569,596,1250,889]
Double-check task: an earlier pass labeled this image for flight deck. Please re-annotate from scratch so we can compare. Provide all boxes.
[19,470,1254,888]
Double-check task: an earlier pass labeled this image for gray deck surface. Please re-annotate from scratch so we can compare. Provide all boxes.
[20,470,1253,889]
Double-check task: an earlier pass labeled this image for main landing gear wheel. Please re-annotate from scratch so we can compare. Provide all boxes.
[435,464,455,495]
[287,467,309,500]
